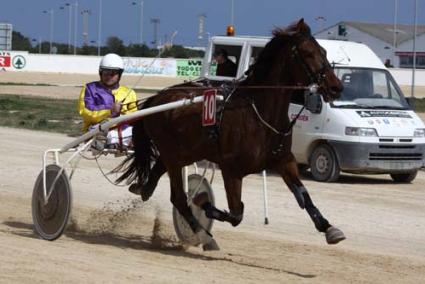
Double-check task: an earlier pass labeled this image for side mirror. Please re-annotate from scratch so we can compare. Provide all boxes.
[305,92,322,113]
[405,97,415,110]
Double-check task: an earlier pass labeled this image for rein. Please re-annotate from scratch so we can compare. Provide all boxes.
[118,83,314,112]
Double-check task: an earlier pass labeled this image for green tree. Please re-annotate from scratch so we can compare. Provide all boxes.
[12,31,31,51]
[126,44,156,57]
[160,45,204,58]
[80,45,98,55]
[105,36,126,55]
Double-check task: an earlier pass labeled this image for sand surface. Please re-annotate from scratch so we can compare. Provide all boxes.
[1,71,425,283]
[0,126,424,283]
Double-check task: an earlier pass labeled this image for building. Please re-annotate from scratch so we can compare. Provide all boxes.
[0,23,13,50]
[314,21,425,69]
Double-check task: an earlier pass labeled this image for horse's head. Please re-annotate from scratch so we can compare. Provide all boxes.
[272,19,343,102]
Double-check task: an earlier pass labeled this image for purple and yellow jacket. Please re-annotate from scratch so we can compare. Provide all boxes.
[78,81,137,131]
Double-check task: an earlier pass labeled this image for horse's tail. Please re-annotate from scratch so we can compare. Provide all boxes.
[114,102,157,186]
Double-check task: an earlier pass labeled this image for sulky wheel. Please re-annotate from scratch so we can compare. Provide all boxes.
[32,164,72,241]
[172,174,215,246]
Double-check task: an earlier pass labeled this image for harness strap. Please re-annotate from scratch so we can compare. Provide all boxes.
[271,105,305,156]
[251,101,305,137]
[251,102,280,135]
[118,126,123,149]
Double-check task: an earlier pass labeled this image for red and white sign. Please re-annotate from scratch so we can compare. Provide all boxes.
[0,56,11,67]
[202,89,217,126]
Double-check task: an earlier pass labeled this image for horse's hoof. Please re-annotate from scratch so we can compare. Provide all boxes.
[128,183,141,195]
[141,191,153,202]
[325,226,346,245]
[141,183,157,202]
[202,239,220,251]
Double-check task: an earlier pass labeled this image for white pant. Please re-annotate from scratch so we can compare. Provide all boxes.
[89,125,133,147]
[107,126,133,146]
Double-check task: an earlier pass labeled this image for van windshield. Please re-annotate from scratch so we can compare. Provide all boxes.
[332,68,410,110]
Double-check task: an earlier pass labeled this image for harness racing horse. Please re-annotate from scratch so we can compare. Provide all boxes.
[117,19,345,249]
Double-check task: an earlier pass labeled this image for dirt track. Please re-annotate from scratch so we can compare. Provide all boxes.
[1,72,425,282]
[1,126,425,283]
[0,72,186,99]
[2,71,425,99]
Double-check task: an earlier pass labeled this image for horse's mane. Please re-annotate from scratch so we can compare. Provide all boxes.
[245,20,311,84]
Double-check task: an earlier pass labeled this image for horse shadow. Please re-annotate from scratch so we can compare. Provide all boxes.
[2,220,316,279]
[299,171,395,185]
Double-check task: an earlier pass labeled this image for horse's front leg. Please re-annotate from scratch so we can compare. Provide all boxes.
[193,168,244,227]
[275,154,345,245]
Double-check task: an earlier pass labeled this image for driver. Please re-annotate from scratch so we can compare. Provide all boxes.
[214,49,237,77]
[78,53,137,150]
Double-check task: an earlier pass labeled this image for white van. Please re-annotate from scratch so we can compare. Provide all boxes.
[201,36,425,182]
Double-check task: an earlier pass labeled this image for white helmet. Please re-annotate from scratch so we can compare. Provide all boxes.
[99,53,124,71]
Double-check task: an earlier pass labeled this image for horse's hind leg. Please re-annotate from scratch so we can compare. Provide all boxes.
[129,159,166,201]
[275,154,345,244]
[167,166,219,250]
[141,159,166,201]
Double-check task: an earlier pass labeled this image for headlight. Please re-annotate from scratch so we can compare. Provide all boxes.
[345,127,378,137]
[414,128,425,137]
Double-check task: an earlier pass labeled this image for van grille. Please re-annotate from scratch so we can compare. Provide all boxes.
[378,145,415,149]
[369,153,423,161]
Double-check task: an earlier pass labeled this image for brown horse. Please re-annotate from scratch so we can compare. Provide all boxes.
[117,19,345,249]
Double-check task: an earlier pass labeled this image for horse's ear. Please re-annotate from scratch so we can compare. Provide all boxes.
[296,18,311,35]
[273,19,311,38]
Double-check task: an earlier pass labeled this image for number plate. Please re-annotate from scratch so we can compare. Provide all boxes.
[202,89,217,126]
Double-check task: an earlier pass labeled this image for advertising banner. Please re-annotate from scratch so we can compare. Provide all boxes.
[123,58,176,76]
[0,51,27,71]
[176,59,202,77]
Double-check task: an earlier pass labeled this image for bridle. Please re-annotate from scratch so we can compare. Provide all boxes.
[252,35,333,156]
[290,36,332,100]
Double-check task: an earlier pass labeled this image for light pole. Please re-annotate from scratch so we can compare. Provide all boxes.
[60,3,73,52]
[97,0,102,56]
[73,1,78,55]
[81,9,91,46]
[32,38,42,54]
[43,9,54,54]
[151,18,160,48]
[205,32,211,43]
[393,0,398,65]
[132,0,144,45]
[411,0,418,103]
[198,13,206,46]
[230,0,234,26]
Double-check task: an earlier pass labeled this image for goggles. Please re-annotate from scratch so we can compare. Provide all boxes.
[100,69,122,76]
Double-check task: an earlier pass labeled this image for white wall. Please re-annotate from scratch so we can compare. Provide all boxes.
[0,51,201,77]
[389,68,425,85]
[27,53,100,74]
[1,50,425,87]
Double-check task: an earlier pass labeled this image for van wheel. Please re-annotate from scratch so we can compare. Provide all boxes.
[310,144,340,182]
[390,171,417,183]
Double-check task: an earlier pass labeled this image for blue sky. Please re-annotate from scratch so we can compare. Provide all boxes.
[1,0,423,47]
